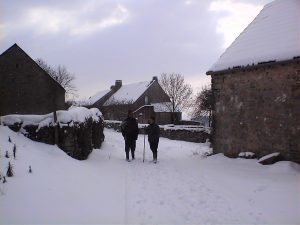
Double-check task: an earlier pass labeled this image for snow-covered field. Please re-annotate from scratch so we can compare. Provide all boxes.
[0,125,299,224]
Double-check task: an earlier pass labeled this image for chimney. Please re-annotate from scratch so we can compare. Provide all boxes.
[115,80,122,90]
[152,76,158,81]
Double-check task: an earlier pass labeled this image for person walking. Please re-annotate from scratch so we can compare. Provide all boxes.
[121,110,139,162]
[145,116,160,163]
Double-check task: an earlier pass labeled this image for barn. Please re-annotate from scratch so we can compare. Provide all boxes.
[0,44,65,116]
[89,77,181,124]
[206,0,300,162]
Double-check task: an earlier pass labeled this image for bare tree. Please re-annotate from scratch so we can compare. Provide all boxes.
[36,58,56,78]
[192,85,213,127]
[159,73,193,112]
[36,58,77,100]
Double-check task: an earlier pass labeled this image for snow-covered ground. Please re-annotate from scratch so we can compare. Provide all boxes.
[0,125,299,224]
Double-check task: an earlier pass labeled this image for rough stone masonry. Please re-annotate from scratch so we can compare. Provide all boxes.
[210,59,300,163]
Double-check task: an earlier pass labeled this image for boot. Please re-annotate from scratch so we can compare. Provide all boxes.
[131,151,135,160]
[153,152,157,163]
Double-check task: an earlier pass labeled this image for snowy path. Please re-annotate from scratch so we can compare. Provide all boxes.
[0,126,299,224]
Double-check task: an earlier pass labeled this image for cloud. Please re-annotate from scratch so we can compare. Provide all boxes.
[184,0,194,6]
[22,2,129,36]
[0,24,6,40]
[0,0,224,98]
[185,74,211,92]
[209,0,263,47]
[70,4,129,36]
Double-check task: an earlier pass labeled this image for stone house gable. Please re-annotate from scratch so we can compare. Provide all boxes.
[133,78,170,108]
[0,44,66,116]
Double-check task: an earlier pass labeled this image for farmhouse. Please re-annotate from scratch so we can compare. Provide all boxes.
[206,0,300,162]
[89,77,181,124]
[0,44,65,116]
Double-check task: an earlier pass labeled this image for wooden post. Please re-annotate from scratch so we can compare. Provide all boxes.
[53,111,59,145]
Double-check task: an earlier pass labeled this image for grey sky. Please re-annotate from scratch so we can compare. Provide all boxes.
[0,0,272,99]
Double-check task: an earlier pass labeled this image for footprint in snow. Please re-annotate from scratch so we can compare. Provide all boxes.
[254,186,266,192]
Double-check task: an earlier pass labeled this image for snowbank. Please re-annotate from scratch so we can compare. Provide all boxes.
[0,128,299,224]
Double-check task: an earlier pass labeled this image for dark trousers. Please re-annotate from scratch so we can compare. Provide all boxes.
[149,140,159,160]
[125,139,136,159]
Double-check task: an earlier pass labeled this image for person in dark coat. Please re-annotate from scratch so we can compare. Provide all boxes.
[145,116,160,163]
[121,110,139,161]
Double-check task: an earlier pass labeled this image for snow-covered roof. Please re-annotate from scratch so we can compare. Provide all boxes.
[209,0,300,73]
[105,80,154,104]
[88,89,110,105]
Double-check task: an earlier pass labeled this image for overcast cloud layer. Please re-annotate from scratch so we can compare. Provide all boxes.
[0,0,272,98]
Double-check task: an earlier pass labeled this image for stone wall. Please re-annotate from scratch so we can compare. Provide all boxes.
[104,120,210,143]
[159,128,210,143]
[7,118,105,160]
[211,59,300,163]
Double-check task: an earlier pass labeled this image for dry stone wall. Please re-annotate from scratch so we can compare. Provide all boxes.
[104,120,210,143]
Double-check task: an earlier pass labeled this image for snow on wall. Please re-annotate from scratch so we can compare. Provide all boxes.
[0,107,103,130]
[105,80,154,104]
[209,0,300,72]
[104,120,209,132]
[161,124,208,132]
[258,152,280,163]
[238,152,256,158]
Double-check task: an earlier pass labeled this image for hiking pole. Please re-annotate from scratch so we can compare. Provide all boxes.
[143,126,146,163]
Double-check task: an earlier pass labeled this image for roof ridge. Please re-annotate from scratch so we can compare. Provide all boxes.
[103,79,156,105]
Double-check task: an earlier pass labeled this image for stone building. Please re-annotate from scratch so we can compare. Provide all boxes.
[0,44,65,116]
[206,0,300,162]
[89,77,181,124]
